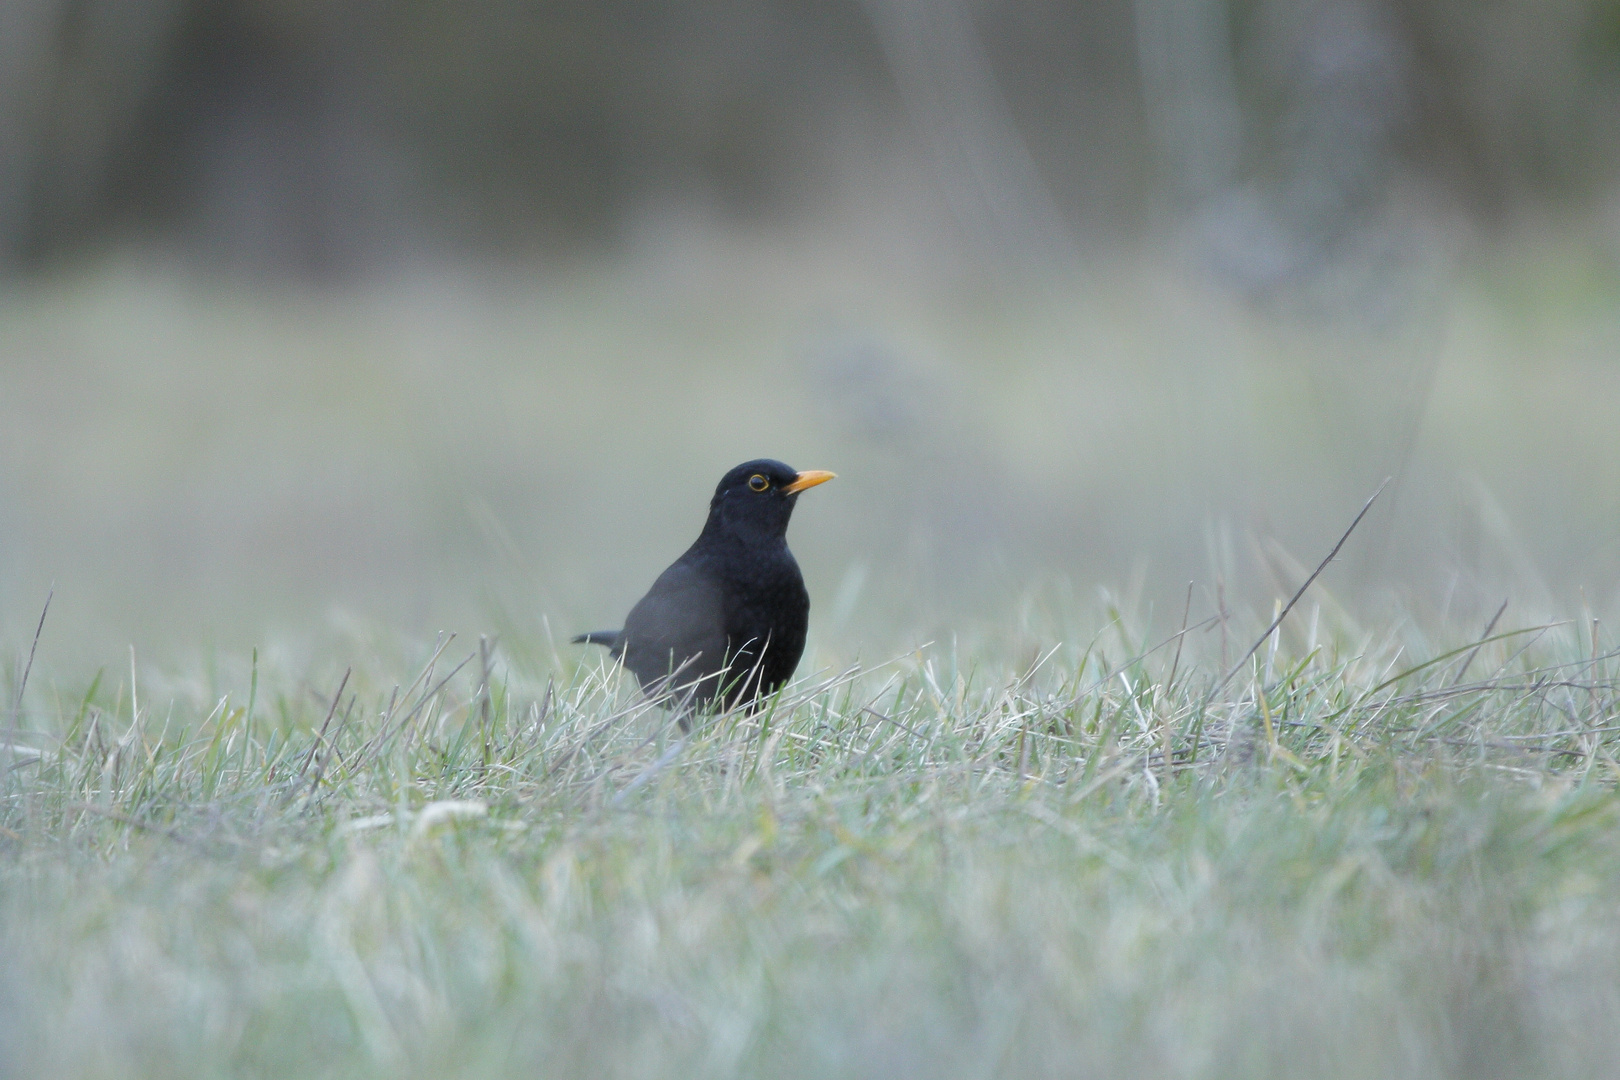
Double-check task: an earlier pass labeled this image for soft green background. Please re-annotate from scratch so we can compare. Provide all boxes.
[3,229,1618,667]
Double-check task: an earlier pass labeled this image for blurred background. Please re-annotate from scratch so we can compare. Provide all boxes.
[2,0,1620,666]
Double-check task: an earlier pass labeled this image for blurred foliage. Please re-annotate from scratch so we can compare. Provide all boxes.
[0,0,1617,276]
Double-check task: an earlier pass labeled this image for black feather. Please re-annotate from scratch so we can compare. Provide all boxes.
[570,458,831,722]
[572,630,621,647]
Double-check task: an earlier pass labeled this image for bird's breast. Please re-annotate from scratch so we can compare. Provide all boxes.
[714,548,808,635]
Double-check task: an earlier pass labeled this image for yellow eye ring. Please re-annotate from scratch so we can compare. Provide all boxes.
[748,474,769,492]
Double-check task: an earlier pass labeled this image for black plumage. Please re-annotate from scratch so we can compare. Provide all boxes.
[573,459,835,724]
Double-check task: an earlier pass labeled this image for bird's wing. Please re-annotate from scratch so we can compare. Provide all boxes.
[619,559,729,697]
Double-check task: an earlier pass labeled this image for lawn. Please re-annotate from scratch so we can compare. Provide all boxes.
[4,235,1620,1076]
[5,600,1620,1079]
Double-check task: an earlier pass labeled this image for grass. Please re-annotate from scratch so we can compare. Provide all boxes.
[7,237,1620,663]
[4,235,1620,1076]
[6,602,1620,1079]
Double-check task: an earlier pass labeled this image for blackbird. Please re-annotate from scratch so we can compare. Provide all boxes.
[573,459,835,725]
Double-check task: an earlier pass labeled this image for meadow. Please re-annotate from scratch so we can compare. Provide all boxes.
[6,597,1620,1078]
[4,231,1620,1077]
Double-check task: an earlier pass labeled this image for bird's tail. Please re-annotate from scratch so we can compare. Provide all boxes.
[572,630,621,647]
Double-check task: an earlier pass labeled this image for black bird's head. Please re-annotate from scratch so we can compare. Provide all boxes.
[705,459,835,542]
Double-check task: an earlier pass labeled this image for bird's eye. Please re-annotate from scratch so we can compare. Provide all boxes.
[748,474,769,492]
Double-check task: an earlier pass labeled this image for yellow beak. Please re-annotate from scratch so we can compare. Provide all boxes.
[782,469,836,494]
